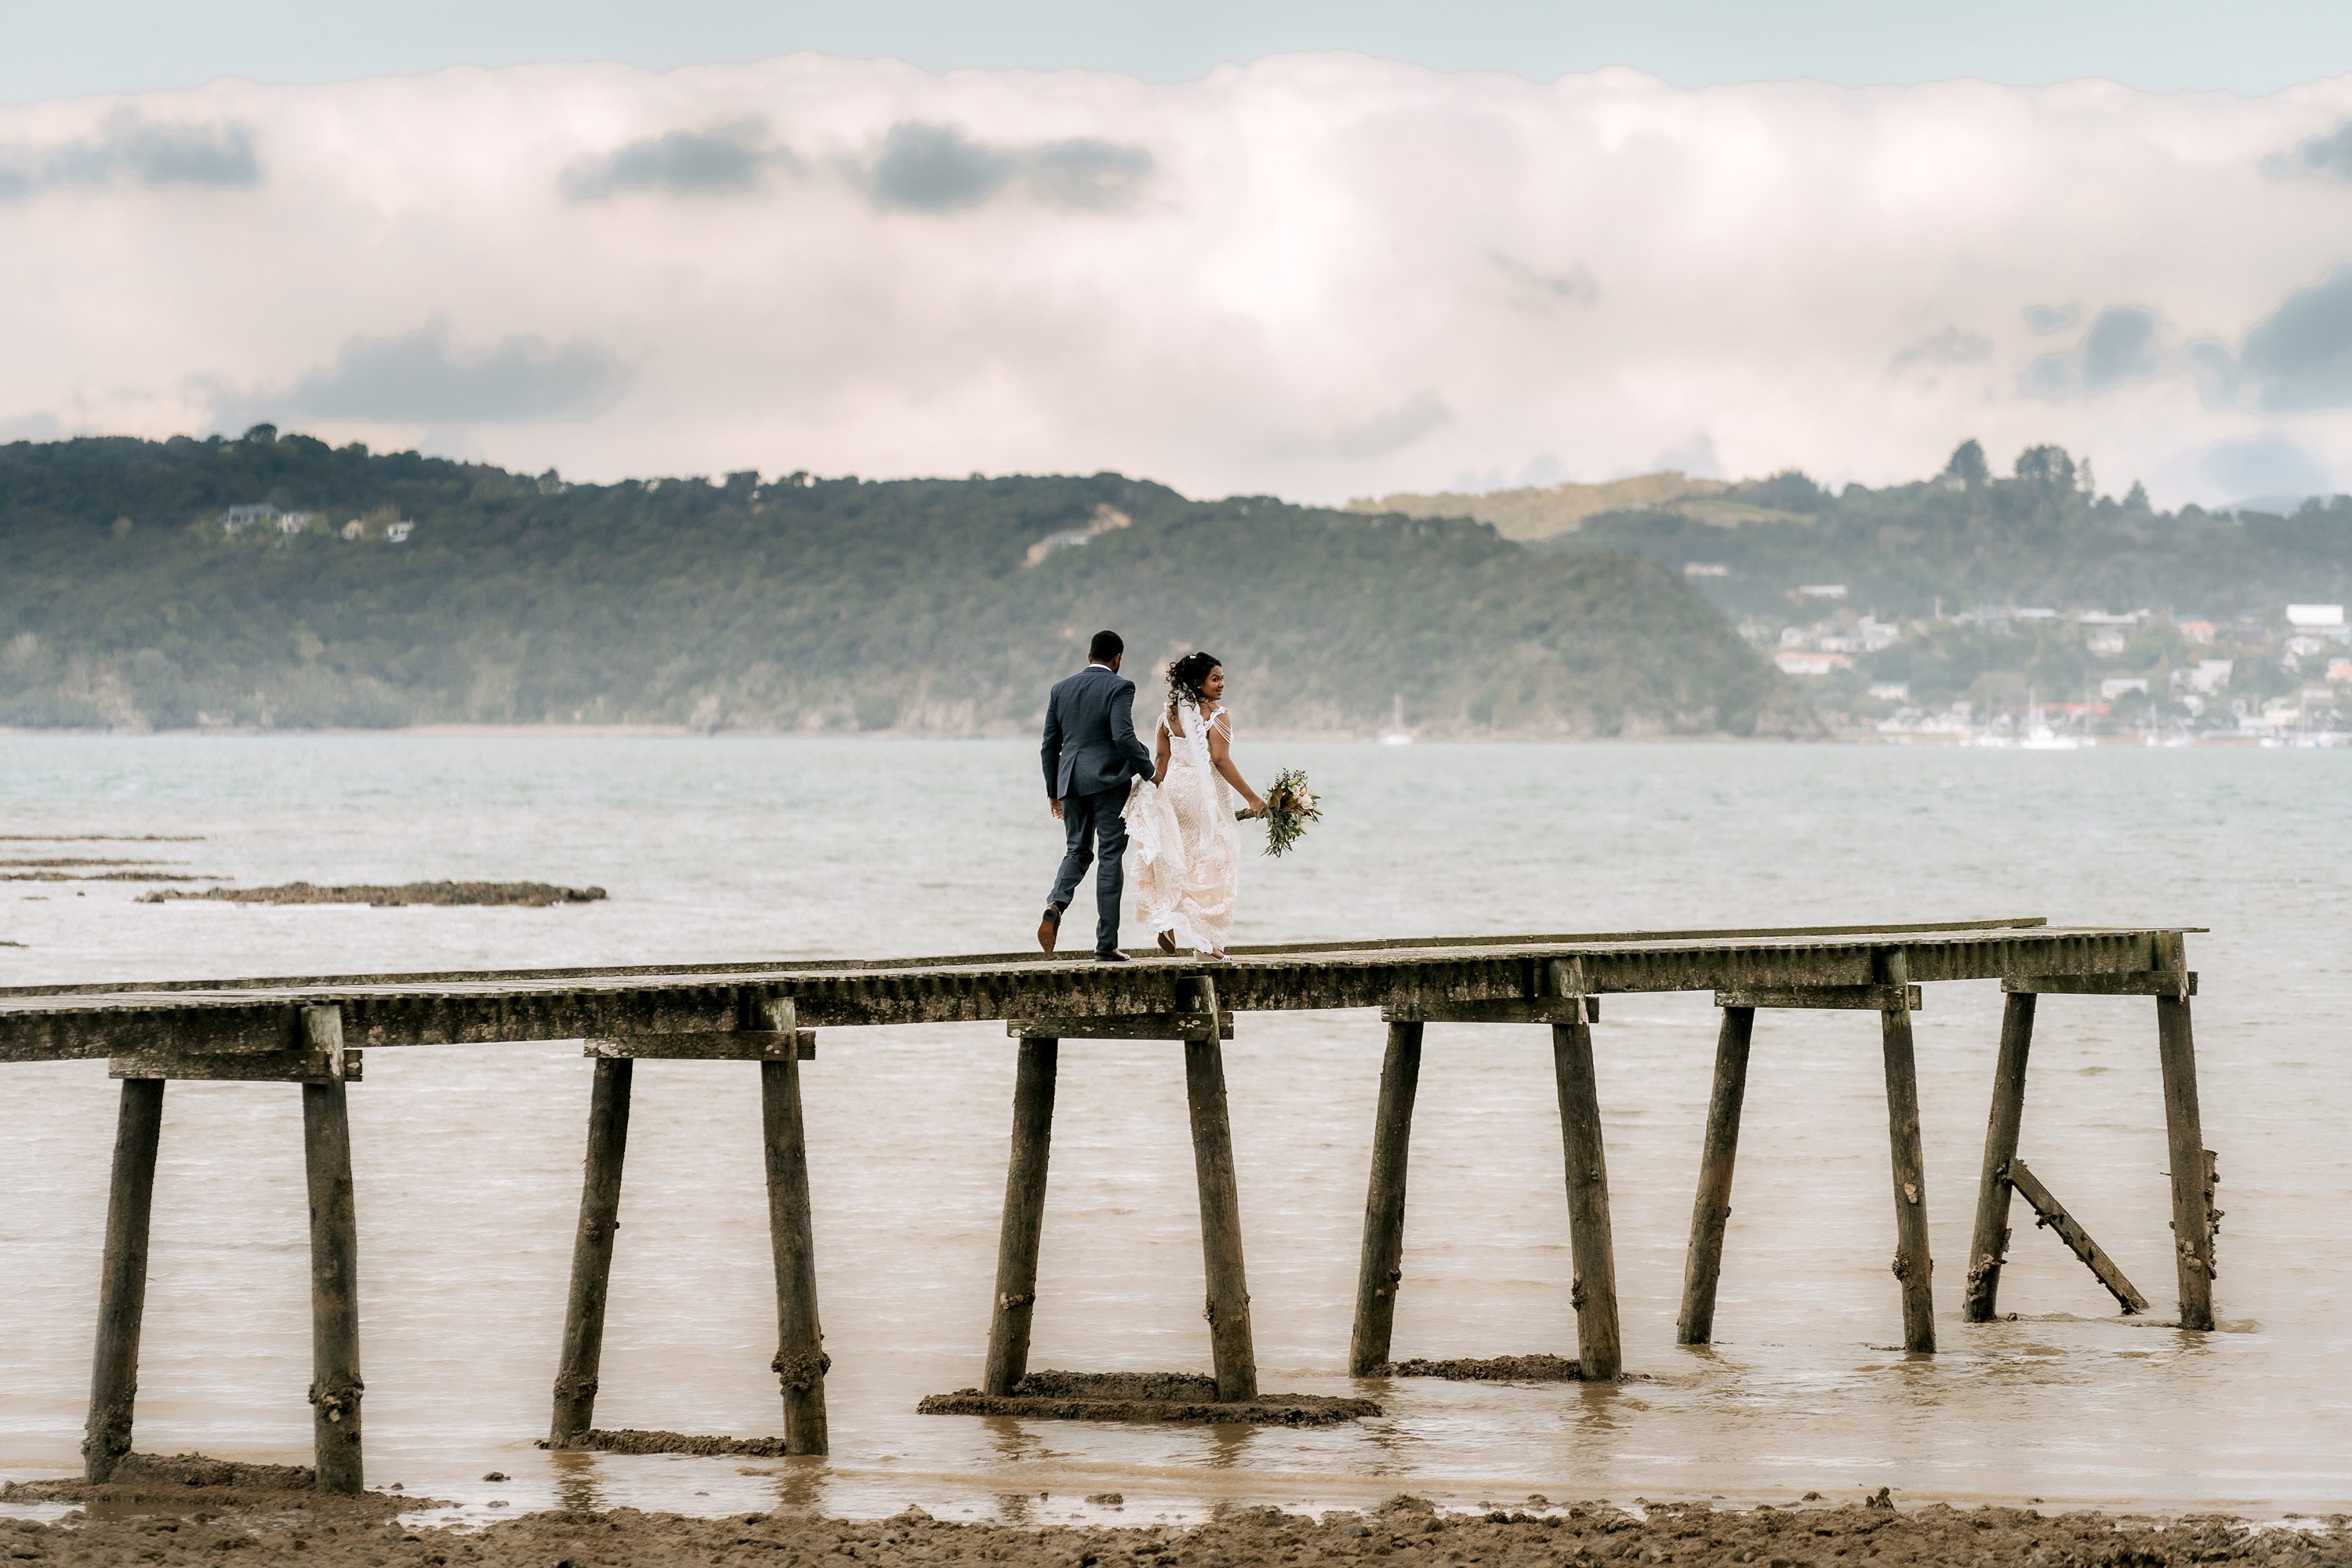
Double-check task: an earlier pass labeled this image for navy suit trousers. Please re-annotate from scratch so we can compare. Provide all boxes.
[1047,786,1130,956]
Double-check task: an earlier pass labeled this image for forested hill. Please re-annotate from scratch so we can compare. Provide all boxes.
[0,430,1812,737]
[1529,443,2352,622]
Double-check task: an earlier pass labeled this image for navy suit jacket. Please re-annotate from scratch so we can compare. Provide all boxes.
[1042,664,1157,800]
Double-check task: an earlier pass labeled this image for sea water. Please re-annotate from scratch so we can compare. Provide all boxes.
[0,735,2346,1523]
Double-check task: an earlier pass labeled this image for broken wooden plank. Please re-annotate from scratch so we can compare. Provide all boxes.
[2005,1157,2151,1315]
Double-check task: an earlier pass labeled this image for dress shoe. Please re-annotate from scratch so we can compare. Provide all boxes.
[1037,906,1062,953]
[1093,949,1132,962]
[1156,930,1178,955]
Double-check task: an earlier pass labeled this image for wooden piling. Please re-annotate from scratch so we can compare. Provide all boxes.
[549,1055,633,1446]
[1962,992,2036,1323]
[757,999,829,1454]
[1181,978,1258,1402]
[2151,935,2216,1330]
[1349,1021,1424,1376]
[83,1076,165,1482]
[982,1036,1058,1396]
[1676,1005,1754,1346]
[299,1005,365,1494]
[1551,1009,1622,1381]
[1876,953,1936,1353]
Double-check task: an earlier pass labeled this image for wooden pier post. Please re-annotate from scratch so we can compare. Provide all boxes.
[983,1037,1058,1396]
[1876,953,1936,1353]
[299,1006,365,1494]
[1551,1008,1622,1381]
[1677,1004,1754,1346]
[2151,935,2216,1330]
[84,1076,165,1482]
[1181,978,1258,1402]
[1963,992,2037,1322]
[757,999,829,1454]
[1349,1021,1424,1375]
[549,1055,633,1446]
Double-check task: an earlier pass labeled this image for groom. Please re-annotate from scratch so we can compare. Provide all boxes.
[1039,629,1157,960]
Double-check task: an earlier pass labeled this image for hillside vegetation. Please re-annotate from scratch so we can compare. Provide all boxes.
[1544,445,2352,620]
[0,430,1811,738]
[1352,470,1731,542]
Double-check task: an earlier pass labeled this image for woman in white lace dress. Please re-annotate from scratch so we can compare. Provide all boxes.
[1125,652,1269,960]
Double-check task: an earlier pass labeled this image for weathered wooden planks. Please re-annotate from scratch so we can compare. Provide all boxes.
[0,922,2191,1061]
[1348,1021,1424,1376]
[299,1006,365,1495]
[1876,953,1936,1355]
[757,1000,829,1455]
[549,1056,633,1446]
[2151,935,2217,1331]
[982,1038,1058,1396]
[1963,993,2037,1322]
[1551,1015,1622,1381]
[2005,1158,2150,1314]
[1181,978,1258,1402]
[83,1077,165,1483]
[1676,1006,1755,1347]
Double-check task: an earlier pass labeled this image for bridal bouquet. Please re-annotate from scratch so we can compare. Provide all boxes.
[1241,767,1322,857]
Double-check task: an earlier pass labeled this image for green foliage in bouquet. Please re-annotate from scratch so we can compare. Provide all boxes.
[1241,766,1322,857]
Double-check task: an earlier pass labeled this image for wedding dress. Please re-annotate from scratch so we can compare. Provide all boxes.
[1125,699,1240,954]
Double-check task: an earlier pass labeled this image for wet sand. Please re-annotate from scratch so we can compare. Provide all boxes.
[3,1475,2344,1568]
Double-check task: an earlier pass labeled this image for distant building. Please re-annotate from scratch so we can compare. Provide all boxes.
[339,519,365,540]
[2013,607,2060,621]
[2287,604,2347,629]
[1867,681,1910,701]
[2100,677,2150,699]
[274,511,315,536]
[1682,561,1730,578]
[384,521,415,543]
[2177,619,2218,644]
[2085,627,2129,656]
[221,503,276,535]
[1773,649,1853,676]
[2180,659,2234,694]
[1796,583,1847,600]
[2330,659,2352,685]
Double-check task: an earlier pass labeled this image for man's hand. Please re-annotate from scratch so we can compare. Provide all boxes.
[1049,797,1063,821]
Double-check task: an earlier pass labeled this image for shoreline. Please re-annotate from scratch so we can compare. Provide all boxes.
[3,1472,2343,1568]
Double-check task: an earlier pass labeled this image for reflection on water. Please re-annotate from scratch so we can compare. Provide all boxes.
[0,736,2346,1520]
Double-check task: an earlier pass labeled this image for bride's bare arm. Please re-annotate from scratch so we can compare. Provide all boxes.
[1207,713,1267,815]
[1153,715,1171,785]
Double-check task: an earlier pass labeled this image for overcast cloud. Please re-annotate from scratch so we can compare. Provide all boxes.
[4,56,2352,505]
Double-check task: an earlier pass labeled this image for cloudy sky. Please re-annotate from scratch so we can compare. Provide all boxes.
[7,2,2352,505]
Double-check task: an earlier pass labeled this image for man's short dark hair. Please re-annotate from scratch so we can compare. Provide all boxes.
[1088,630,1123,662]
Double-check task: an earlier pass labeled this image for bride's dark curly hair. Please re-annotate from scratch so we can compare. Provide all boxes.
[1165,651,1221,714]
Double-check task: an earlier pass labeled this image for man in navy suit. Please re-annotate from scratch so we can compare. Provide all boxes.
[1039,629,1158,960]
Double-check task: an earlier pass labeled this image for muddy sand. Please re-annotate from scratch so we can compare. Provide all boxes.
[138,880,608,907]
[5,1461,2347,1568]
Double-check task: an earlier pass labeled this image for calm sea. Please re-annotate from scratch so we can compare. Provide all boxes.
[0,735,2346,1524]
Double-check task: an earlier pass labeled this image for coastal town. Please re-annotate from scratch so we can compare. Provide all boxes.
[1751,589,2350,744]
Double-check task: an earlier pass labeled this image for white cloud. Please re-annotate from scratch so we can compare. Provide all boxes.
[4,56,2352,505]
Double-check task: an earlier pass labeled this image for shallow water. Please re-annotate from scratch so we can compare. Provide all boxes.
[0,735,2345,1523]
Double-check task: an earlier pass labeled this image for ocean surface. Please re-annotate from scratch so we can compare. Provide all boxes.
[0,735,2347,1524]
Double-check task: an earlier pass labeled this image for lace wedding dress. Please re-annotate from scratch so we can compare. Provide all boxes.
[1125,699,1240,954]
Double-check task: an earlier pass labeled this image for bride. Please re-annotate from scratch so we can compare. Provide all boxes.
[1127,652,1269,960]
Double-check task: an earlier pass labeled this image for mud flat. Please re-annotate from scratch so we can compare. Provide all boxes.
[917,1370,1381,1427]
[3,1483,2345,1568]
[1376,1355,1583,1381]
[138,880,608,907]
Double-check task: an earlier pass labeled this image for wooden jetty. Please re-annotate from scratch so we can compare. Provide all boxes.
[0,916,2217,1492]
